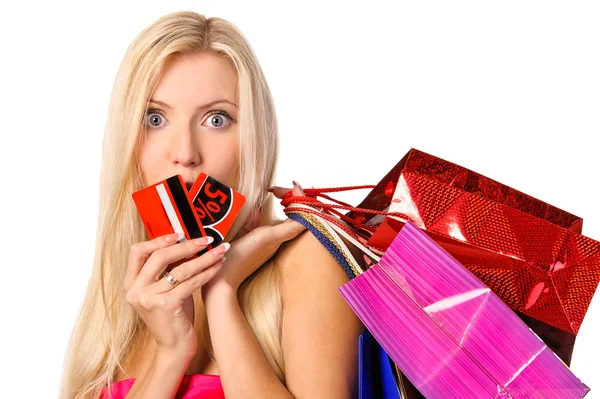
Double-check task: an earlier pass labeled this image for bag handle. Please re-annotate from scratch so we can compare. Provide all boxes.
[280,185,409,234]
[284,203,382,279]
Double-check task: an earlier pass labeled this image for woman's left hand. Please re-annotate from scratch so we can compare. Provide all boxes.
[201,181,307,299]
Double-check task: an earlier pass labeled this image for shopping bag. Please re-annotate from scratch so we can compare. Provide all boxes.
[359,329,404,399]
[342,220,590,398]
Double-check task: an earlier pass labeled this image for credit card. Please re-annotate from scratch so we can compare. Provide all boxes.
[132,175,210,258]
[187,173,246,253]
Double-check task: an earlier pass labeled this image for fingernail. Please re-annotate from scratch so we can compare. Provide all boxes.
[166,232,185,242]
[292,181,303,190]
[214,242,231,255]
[194,236,214,245]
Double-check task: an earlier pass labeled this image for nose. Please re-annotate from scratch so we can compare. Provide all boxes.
[170,129,201,167]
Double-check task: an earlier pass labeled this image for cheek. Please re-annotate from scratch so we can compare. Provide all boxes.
[138,141,163,185]
[210,137,239,186]
[224,141,239,170]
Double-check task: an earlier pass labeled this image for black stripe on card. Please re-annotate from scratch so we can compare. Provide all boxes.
[166,176,204,240]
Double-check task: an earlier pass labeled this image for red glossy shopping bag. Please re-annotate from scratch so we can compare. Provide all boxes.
[345,148,600,365]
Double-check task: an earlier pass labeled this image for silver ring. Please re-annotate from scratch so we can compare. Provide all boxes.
[163,271,179,286]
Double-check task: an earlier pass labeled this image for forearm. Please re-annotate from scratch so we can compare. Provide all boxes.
[124,347,194,399]
[203,284,294,399]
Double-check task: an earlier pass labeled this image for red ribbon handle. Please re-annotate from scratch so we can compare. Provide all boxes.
[279,184,406,235]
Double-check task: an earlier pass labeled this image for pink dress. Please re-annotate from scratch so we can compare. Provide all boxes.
[101,374,225,399]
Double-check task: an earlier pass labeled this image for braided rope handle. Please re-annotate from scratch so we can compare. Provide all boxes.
[280,184,408,230]
[279,183,407,253]
[284,203,383,275]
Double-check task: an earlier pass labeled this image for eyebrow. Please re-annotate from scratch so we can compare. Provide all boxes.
[148,98,238,110]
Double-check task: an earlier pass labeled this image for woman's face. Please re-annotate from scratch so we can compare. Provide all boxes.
[139,51,239,191]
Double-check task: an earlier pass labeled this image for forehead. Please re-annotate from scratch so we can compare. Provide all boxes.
[151,52,238,107]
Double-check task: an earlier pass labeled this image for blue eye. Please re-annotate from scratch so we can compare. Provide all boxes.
[145,109,167,129]
[203,110,234,129]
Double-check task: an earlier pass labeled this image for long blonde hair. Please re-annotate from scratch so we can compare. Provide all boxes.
[60,11,286,398]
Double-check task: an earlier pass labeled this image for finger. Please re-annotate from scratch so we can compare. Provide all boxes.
[136,236,215,286]
[272,218,307,243]
[166,259,226,301]
[150,243,230,294]
[268,186,291,199]
[125,232,184,291]
[292,180,305,196]
[268,181,305,199]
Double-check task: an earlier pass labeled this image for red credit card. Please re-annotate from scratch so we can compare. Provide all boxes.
[187,173,246,251]
[132,175,211,259]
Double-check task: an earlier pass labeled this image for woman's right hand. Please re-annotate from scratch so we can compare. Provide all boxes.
[124,232,230,357]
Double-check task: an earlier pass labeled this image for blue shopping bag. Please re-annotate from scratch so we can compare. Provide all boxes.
[358,329,402,399]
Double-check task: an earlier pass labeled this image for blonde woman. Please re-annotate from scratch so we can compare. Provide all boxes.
[59,10,366,399]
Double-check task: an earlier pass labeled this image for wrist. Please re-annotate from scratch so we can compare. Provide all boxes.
[202,280,238,300]
[202,283,238,311]
[154,343,197,371]
[125,341,197,398]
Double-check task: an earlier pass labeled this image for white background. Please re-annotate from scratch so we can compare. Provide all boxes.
[1,1,598,397]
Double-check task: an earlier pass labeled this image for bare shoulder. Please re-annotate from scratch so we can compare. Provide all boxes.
[276,228,361,285]
[274,229,366,398]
